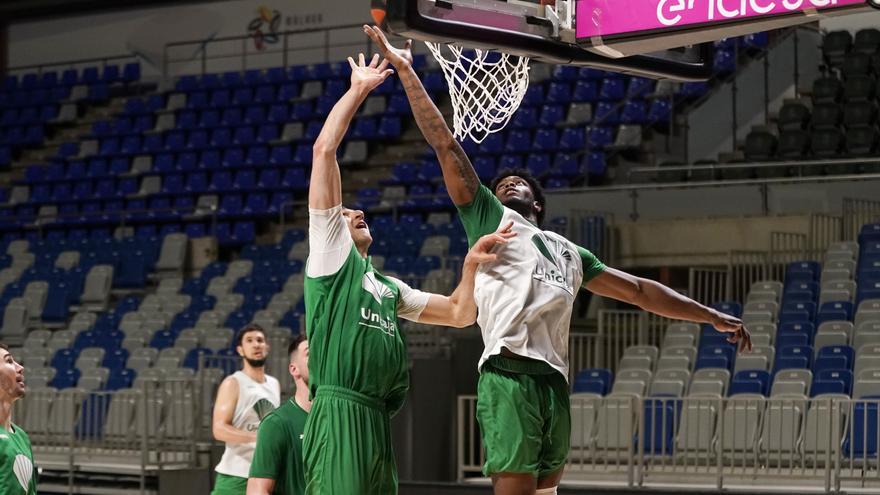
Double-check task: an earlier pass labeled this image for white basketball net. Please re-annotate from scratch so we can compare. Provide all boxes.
[425,41,530,144]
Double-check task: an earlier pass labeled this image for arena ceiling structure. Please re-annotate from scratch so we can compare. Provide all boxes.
[0,0,221,20]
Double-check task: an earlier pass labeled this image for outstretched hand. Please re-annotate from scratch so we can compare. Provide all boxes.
[364,24,414,70]
[710,311,752,353]
[348,52,393,93]
[465,221,517,265]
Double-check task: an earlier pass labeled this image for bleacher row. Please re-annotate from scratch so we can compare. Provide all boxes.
[0,63,143,169]
[571,222,880,455]
[743,29,880,163]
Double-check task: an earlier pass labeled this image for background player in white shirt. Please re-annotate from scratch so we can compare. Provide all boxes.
[211,325,280,495]
[365,25,752,495]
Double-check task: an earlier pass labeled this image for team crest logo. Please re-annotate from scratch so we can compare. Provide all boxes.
[531,233,575,295]
[13,454,32,491]
[362,272,394,304]
[253,399,276,421]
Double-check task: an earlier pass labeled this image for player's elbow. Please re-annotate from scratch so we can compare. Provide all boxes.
[451,306,477,328]
[211,422,226,442]
[312,136,337,156]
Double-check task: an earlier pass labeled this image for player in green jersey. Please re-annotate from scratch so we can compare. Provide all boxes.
[247,334,310,495]
[303,52,516,495]
[366,25,752,495]
[0,344,37,495]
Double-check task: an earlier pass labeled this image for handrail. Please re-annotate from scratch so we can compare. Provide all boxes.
[162,23,380,78]
[5,53,141,75]
[547,170,880,193]
[626,157,880,182]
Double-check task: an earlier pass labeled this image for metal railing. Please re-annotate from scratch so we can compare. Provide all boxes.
[843,198,880,243]
[627,158,880,184]
[16,378,200,494]
[162,23,394,78]
[457,394,880,491]
[568,311,672,380]
[5,54,142,77]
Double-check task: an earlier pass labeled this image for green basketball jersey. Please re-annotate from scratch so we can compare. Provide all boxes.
[249,398,309,495]
[0,424,37,495]
[304,245,410,416]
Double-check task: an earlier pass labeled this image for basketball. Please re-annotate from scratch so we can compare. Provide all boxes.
[370,0,388,28]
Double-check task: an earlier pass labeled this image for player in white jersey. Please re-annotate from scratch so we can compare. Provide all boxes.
[366,25,752,495]
[211,324,281,495]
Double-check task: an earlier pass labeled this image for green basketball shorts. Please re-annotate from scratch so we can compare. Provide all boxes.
[303,385,397,495]
[476,355,571,478]
[211,473,247,495]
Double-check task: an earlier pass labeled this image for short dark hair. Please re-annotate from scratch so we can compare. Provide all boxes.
[489,168,546,225]
[236,324,266,347]
[0,343,7,352]
[288,334,307,357]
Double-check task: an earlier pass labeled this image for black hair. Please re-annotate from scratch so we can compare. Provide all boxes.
[235,324,266,347]
[489,168,546,225]
[288,334,307,357]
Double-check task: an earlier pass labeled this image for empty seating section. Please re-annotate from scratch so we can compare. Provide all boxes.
[1,63,142,171]
[739,28,880,167]
[571,221,880,458]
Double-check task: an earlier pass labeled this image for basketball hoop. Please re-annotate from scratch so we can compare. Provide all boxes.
[424,41,530,144]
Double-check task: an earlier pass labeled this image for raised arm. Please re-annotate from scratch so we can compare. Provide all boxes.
[586,267,752,352]
[364,25,480,206]
[309,53,393,209]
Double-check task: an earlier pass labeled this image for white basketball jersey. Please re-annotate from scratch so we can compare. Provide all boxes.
[214,371,281,478]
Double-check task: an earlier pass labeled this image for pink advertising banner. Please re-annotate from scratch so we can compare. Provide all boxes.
[576,0,865,38]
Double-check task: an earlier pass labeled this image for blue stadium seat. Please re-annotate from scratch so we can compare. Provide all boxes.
[539,105,565,126]
[546,82,572,104]
[815,345,854,370]
[775,345,813,371]
[844,398,880,457]
[572,80,598,102]
[620,100,648,125]
[183,348,213,370]
[817,301,853,323]
[105,369,135,390]
[50,369,80,389]
[598,77,626,101]
[51,348,78,370]
[511,107,538,129]
[696,346,734,371]
[787,261,821,281]
[812,369,853,396]
[731,369,771,396]
[102,349,129,371]
[532,129,558,153]
[573,368,613,394]
[150,331,176,350]
[642,397,682,455]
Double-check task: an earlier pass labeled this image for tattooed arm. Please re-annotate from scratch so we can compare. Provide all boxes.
[364,25,480,206]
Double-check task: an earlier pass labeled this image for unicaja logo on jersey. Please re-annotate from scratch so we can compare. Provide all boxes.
[359,307,397,337]
[531,233,575,295]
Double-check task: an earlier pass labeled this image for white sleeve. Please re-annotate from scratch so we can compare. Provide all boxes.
[306,204,353,278]
[389,276,431,322]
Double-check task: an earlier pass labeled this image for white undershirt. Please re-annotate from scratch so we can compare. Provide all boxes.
[307,204,430,321]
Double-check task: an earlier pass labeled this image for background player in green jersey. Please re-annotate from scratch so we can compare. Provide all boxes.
[0,344,37,495]
[247,334,310,495]
[365,25,752,495]
[304,52,516,495]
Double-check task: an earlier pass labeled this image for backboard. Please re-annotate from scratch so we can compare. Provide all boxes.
[386,0,877,80]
